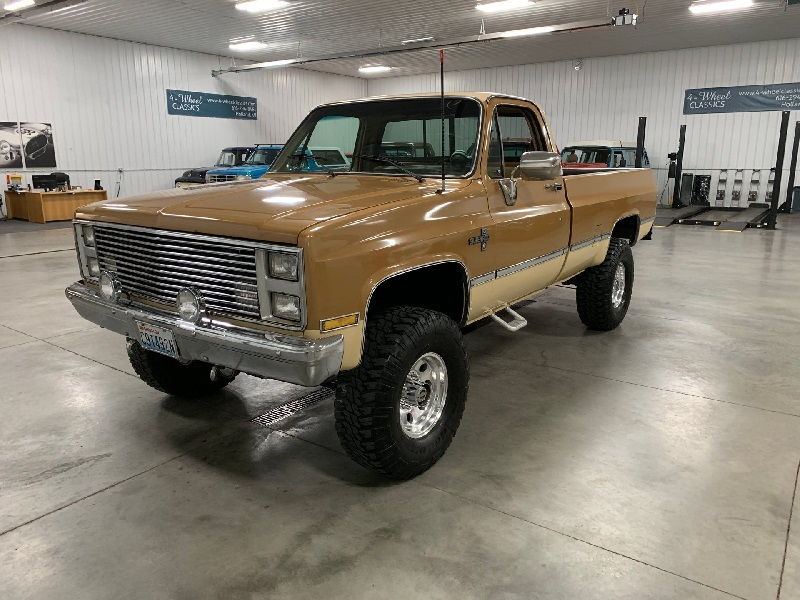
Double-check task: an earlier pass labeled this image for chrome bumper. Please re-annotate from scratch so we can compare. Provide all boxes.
[65,282,343,387]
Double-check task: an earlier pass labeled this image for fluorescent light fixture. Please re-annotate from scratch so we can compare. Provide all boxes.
[229,40,268,51]
[235,0,288,13]
[359,65,392,74]
[3,0,36,11]
[401,36,435,45]
[499,25,555,38]
[477,0,532,13]
[689,0,753,14]
[258,58,296,68]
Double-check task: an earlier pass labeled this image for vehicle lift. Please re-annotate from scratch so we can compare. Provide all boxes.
[655,112,792,231]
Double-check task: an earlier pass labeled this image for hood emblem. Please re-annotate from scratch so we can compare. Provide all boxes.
[468,228,490,251]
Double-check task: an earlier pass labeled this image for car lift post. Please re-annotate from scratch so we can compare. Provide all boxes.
[671,124,687,208]
[780,121,800,214]
[766,111,790,230]
[635,116,647,168]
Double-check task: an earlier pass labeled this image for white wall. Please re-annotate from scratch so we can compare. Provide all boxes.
[0,24,366,201]
[368,38,800,207]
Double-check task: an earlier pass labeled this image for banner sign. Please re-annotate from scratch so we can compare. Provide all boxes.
[683,82,800,115]
[166,89,257,120]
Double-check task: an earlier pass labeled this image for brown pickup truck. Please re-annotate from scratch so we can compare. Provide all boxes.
[66,93,656,479]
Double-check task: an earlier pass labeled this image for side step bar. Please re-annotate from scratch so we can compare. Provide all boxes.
[489,307,528,332]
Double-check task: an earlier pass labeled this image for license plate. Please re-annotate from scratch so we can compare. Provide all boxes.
[136,321,179,359]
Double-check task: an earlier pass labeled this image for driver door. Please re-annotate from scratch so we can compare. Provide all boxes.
[469,102,571,320]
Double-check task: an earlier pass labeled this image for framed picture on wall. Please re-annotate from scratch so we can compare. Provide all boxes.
[0,121,24,169]
[19,122,57,168]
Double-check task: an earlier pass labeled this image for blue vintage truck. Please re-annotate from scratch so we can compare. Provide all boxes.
[205,145,349,183]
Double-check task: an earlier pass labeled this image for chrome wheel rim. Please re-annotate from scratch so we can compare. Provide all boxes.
[399,352,448,439]
[611,263,626,309]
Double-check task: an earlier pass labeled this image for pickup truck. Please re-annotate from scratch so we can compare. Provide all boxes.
[205,144,284,183]
[175,145,255,188]
[562,140,651,169]
[66,93,656,479]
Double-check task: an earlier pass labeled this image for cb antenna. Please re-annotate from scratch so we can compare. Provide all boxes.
[437,49,446,194]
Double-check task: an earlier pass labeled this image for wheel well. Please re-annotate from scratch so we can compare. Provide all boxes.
[367,263,468,325]
[612,215,640,246]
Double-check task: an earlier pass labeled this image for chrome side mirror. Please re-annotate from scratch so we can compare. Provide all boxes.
[519,151,562,180]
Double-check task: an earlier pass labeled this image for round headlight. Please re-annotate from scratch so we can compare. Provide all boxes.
[99,271,121,302]
[235,174,250,180]
[176,288,203,323]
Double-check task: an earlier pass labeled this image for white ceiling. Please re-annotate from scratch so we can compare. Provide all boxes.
[5,0,800,78]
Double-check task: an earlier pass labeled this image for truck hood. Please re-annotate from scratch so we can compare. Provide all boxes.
[76,174,465,245]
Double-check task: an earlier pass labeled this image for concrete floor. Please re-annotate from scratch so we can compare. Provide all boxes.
[1,216,799,600]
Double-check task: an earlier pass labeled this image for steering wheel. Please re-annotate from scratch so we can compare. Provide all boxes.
[450,150,470,172]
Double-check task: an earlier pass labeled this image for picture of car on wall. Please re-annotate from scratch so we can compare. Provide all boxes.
[0,122,24,169]
[19,123,57,168]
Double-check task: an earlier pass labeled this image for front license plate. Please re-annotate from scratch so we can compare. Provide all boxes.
[136,321,179,359]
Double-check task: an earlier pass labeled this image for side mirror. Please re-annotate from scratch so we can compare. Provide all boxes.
[519,151,562,180]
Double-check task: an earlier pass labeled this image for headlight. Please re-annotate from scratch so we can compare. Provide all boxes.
[99,271,121,302]
[82,226,96,247]
[176,288,203,323]
[235,174,250,180]
[268,251,299,281]
[87,257,100,278]
[270,293,301,322]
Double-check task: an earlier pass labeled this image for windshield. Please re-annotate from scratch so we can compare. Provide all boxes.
[216,150,238,167]
[270,98,482,178]
[246,148,281,166]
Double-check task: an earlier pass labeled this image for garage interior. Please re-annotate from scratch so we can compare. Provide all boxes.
[2,1,800,599]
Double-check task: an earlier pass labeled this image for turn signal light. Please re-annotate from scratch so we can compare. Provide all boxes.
[320,314,359,332]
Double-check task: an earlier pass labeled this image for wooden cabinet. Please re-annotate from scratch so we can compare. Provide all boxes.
[5,190,108,223]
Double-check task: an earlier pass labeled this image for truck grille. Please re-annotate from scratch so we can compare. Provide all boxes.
[93,226,261,321]
[207,174,239,183]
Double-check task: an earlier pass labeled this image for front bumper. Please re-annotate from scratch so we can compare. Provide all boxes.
[65,282,343,387]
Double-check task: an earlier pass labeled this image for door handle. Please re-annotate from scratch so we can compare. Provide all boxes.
[545,183,564,192]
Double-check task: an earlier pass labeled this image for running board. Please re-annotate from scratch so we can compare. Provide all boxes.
[489,307,528,332]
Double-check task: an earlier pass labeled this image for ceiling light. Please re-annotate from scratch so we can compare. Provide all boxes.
[476,0,532,13]
[689,0,753,14]
[401,36,435,45]
[258,58,296,68]
[229,40,268,51]
[235,0,288,13]
[499,25,555,38]
[3,0,36,11]
[359,65,392,74]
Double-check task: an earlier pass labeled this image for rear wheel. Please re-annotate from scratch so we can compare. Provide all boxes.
[575,237,634,331]
[126,339,236,397]
[334,306,468,480]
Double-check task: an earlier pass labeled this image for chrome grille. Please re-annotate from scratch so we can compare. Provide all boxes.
[207,174,239,183]
[93,226,261,321]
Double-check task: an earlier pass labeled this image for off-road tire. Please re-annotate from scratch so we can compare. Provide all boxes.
[334,306,468,480]
[126,339,236,397]
[576,237,634,331]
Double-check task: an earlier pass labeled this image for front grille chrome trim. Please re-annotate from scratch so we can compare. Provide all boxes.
[81,220,304,330]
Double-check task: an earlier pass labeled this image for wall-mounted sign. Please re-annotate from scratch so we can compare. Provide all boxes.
[166,89,257,120]
[683,82,800,115]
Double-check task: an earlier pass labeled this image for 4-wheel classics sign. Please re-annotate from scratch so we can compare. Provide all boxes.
[166,89,257,120]
[683,82,800,115]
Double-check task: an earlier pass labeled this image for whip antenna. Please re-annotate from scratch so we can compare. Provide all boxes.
[438,49,446,194]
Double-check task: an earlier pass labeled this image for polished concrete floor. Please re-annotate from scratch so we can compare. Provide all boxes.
[1,217,799,600]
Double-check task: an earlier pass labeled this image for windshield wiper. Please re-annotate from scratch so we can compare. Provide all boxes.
[355,154,425,183]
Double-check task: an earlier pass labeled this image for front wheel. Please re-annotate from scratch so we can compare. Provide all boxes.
[575,237,634,331]
[334,306,469,480]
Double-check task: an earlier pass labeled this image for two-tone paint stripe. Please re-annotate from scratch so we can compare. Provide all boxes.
[469,232,612,288]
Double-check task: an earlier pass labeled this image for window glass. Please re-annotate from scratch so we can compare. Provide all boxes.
[561,147,611,165]
[246,148,281,166]
[491,106,544,178]
[487,116,504,179]
[271,98,481,177]
[216,151,237,167]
